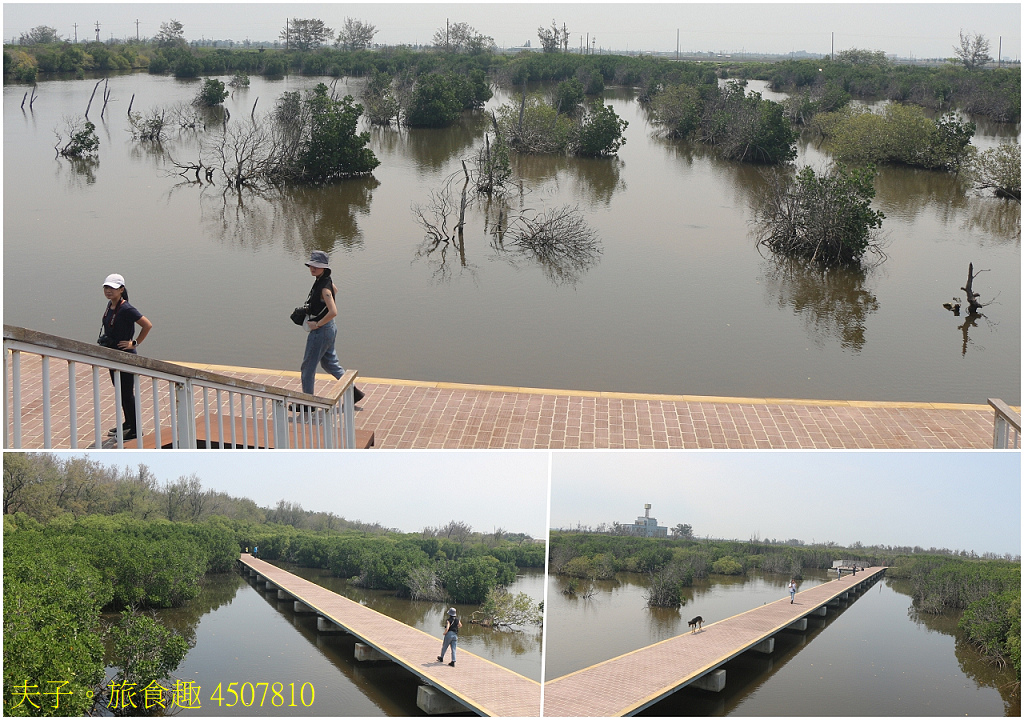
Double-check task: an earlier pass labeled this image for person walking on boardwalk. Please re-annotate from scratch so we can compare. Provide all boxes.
[788,578,797,603]
[437,607,461,667]
[299,251,365,403]
[99,273,152,441]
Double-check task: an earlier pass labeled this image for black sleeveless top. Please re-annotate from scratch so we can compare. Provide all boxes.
[445,615,459,635]
[306,270,335,323]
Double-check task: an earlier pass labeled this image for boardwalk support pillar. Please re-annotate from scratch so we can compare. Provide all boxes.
[690,669,726,692]
[277,589,292,600]
[786,618,808,631]
[811,606,827,616]
[417,686,467,715]
[317,617,347,634]
[354,643,388,662]
[750,637,775,654]
[294,601,315,614]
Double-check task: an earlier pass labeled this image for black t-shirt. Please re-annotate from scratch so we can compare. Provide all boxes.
[445,615,459,635]
[102,299,142,352]
[306,271,335,323]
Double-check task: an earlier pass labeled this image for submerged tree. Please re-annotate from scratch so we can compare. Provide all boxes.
[968,141,1021,202]
[473,587,542,629]
[54,116,99,158]
[753,164,885,267]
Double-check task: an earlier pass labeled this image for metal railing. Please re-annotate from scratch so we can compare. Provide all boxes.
[988,398,1021,449]
[4,325,358,449]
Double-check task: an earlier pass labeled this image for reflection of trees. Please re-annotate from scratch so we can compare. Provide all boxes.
[511,153,625,206]
[873,166,971,223]
[960,198,1021,242]
[196,177,377,254]
[55,156,99,187]
[152,571,247,648]
[402,115,488,171]
[491,205,602,287]
[761,257,880,351]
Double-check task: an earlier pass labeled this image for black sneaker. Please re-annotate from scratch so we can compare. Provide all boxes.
[436,656,443,662]
[353,386,365,403]
[122,429,137,441]
[448,661,455,667]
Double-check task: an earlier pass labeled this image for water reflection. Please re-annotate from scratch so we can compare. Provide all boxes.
[196,177,378,254]
[512,153,625,207]
[55,156,99,186]
[760,258,880,351]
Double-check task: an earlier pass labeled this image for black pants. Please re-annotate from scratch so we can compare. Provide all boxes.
[108,368,138,433]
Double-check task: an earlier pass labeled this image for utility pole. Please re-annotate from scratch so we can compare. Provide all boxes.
[72,22,78,43]
[94,21,100,42]
[284,18,289,50]
[446,18,449,50]
[831,31,833,60]
[135,19,139,42]
[676,28,679,61]
[998,35,1002,66]
[586,32,589,55]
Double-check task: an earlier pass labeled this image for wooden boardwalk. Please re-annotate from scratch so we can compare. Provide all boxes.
[5,353,1003,448]
[237,555,540,717]
[543,567,887,717]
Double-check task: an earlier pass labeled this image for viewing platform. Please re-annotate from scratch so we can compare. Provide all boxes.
[144,363,1007,449]
[237,554,541,716]
[544,566,887,716]
[4,325,1014,450]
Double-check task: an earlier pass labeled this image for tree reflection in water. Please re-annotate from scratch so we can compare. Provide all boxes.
[761,257,880,352]
[190,177,378,255]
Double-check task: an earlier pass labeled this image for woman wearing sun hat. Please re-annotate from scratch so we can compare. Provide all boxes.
[99,273,152,441]
[300,251,364,402]
[437,607,461,667]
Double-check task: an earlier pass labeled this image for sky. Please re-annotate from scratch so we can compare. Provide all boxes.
[550,451,1022,556]
[50,450,551,538]
[3,3,1021,60]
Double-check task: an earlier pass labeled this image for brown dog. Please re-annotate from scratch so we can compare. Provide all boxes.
[688,616,703,633]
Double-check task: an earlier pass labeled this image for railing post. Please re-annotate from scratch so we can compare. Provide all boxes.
[273,399,289,449]
[344,386,356,448]
[41,356,52,448]
[176,379,197,448]
[68,361,78,449]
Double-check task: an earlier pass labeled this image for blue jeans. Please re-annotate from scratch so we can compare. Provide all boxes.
[440,631,457,662]
[301,320,344,394]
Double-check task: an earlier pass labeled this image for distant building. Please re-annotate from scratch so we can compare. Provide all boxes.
[622,503,668,537]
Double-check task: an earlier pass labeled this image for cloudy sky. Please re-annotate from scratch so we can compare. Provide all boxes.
[550,451,1021,556]
[4,3,1020,59]
[51,450,551,538]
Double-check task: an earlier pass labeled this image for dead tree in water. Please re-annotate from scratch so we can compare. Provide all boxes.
[961,262,990,314]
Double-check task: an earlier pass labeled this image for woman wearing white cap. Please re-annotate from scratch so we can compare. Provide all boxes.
[99,273,152,441]
[300,251,364,402]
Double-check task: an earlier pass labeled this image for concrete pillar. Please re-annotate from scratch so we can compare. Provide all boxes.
[811,606,827,616]
[786,618,808,631]
[354,643,388,662]
[264,581,276,591]
[749,637,775,654]
[416,686,467,715]
[294,601,314,613]
[840,592,849,600]
[256,574,265,583]
[690,669,726,692]
[317,617,347,634]
[277,589,291,600]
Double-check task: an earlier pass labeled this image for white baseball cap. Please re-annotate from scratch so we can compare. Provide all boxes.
[103,273,125,289]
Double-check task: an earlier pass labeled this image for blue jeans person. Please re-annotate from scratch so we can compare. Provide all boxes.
[301,320,344,395]
[440,631,457,663]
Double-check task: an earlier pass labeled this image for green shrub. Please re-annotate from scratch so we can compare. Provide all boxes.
[575,103,628,157]
[405,73,463,127]
[195,77,228,107]
[711,555,744,575]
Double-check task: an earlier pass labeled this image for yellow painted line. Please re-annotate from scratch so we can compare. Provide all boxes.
[173,363,996,411]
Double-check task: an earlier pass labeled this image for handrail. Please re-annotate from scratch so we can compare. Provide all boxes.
[987,398,1021,449]
[4,324,357,449]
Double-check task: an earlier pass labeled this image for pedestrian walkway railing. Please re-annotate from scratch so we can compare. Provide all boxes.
[988,398,1021,449]
[3,325,357,449]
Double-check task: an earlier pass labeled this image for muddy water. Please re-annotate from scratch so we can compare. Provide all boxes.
[3,73,1018,403]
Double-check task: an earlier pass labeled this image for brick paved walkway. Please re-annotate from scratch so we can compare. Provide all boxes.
[239,555,540,716]
[543,567,887,716]
[5,355,1001,449]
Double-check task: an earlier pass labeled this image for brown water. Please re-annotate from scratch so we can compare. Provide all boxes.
[544,569,1019,716]
[147,566,542,716]
[3,73,1019,403]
